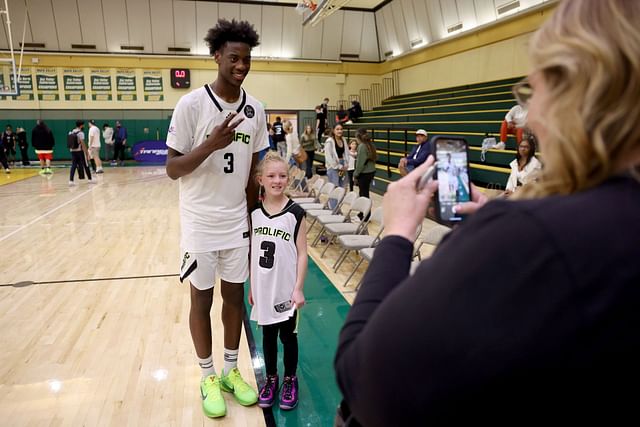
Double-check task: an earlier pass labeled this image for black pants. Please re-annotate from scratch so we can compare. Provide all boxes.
[305,150,315,178]
[348,170,355,191]
[0,147,8,170]
[70,151,92,181]
[4,146,15,164]
[263,311,298,377]
[113,142,126,162]
[357,171,375,220]
[19,145,30,165]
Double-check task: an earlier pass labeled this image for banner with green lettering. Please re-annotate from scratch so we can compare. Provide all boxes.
[36,68,60,100]
[116,69,137,101]
[143,70,164,101]
[90,69,112,101]
[10,67,34,100]
[63,69,86,101]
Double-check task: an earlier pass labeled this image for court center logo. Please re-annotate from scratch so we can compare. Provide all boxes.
[244,105,255,118]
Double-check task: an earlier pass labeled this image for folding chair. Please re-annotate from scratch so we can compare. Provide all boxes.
[413,224,451,261]
[285,169,306,195]
[311,197,372,247]
[292,181,334,205]
[306,191,357,234]
[298,187,345,212]
[333,207,384,273]
[319,199,373,257]
[289,175,323,198]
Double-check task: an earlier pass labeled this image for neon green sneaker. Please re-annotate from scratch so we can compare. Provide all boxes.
[200,375,226,418]
[220,367,258,406]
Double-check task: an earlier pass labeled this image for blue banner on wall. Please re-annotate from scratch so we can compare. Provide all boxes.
[133,140,168,164]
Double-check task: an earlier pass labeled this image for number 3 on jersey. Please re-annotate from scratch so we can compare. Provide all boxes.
[224,152,234,173]
[259,241,275,269]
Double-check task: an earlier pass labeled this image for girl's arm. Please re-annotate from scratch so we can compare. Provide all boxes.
[292,220,308,309]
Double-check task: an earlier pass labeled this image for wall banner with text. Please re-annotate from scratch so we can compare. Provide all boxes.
[36,68,60,101]
[90,69,112,101]
[63,69,86,101]
[10,67,34,100]
[116,69,137,101]
[143,70,164,101]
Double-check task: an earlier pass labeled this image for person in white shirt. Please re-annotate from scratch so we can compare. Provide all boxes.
[283,120,301,166]
[102,123,114,165]
[505,136,542,194]
[500,104,528,145]
[165,19,268,419]
[87,120,103,173]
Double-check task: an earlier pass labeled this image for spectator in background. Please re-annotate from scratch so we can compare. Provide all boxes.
[347,139,357,192]
[68,120,94,185]
[505,135,541,195]
[272,116,286,158]
[335,105,349,125]
[315,105,326,142]
[0,131,8,173]
[267,123,276,151]
[324,123,350,207]
[113,120,128,166]
[284,121,302,167]
[321,97,329,127]
[500,104,528,146]
[398,129,431,176]
[335,1,640,424]
[300,124,317,178]
[2,125,16,167]
[103,123,115,165]
[16,127,30,166]
[347,100,363,124]
[32,119,55,175]
[88,120,103,174]
[353,128,377,200]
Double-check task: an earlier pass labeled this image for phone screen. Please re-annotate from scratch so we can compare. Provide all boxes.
[435,138,471,223]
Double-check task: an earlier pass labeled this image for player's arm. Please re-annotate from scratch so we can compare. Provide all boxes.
[292,220,308,309]
[166,113,245,180]
[245,152,260,212]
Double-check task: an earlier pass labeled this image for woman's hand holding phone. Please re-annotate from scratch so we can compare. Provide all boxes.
[453,183,489,215]
[383,156,438,241]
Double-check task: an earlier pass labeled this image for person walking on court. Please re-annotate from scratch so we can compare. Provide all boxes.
[113,121,127,166]
[32,120,55,175]
[68,120,95,185]
[272,116,286,158]
[102,123,115,165]
[249,152,308,411]
[165,18,269,419]
[16,127,30,166]
[87,120,103,173]
[2,125,16,168]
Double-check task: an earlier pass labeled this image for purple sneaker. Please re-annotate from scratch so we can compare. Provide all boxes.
[279,375,299,410]
[258,374,278,408]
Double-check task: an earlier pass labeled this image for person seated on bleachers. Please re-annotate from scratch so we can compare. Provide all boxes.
[505,135,541,195]
[335,106,349,125]
[500,104,528,146]
[347,100,363,124]
[398,129,431,176]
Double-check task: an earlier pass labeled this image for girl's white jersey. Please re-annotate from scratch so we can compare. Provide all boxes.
[167,85,270,252]
[250,200,305,325]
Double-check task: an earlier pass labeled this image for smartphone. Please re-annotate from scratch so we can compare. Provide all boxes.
[431,136,472,224]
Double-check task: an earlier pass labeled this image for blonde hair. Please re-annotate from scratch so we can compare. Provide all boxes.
[283,120,294,134]
[518,0,640,198]
[255,151,288,180]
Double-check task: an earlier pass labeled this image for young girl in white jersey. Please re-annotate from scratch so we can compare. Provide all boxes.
[249,152,308,410]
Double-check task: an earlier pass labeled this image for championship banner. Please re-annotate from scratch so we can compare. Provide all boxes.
[90,69,112,101]
[36,68,59,101]
[63,69,86,101]
[0,74,5,100]
[10,67,34,100]
[116,69,137,101]
[143,70,164,101]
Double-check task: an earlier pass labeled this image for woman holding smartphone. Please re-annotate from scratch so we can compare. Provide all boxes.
[335,1,640,425]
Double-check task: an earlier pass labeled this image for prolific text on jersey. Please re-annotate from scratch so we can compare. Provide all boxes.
[253,227,291,241]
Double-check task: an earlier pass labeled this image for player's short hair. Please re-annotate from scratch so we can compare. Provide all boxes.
[204,19,260,55]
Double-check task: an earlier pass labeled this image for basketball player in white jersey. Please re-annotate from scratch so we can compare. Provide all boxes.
[165,19,269,419]
[249,152,307,411]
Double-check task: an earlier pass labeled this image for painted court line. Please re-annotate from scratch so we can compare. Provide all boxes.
[0,188,94,243]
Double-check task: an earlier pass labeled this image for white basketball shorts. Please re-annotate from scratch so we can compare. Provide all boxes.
[179,247,249,290]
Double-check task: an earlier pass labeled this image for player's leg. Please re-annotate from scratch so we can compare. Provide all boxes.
[258,323,279,408]
[181,251,226,418]
[279,312,299,410]
[218,247,258,406]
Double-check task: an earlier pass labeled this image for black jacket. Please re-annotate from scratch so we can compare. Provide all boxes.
[31,124,55,150]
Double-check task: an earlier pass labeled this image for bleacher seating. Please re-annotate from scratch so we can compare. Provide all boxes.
[315,76,526,194]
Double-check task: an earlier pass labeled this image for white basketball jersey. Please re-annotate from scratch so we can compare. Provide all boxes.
[167,85,270,252]
[250,200,305,326]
